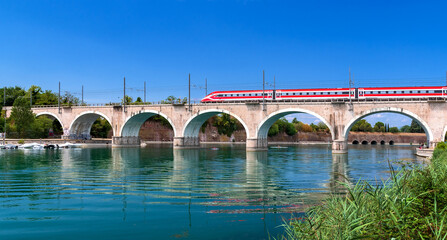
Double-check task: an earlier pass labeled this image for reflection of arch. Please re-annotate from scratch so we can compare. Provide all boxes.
[69,111,114,138]
[257,108,334,140]
[120,110,176,137]
[344,108,432,142]
[182,109,248,138]
[36,112,64,130]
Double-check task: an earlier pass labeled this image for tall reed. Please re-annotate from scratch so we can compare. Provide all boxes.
[279,145,447,239]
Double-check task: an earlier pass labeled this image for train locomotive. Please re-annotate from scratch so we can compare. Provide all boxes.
[201,86,447,103]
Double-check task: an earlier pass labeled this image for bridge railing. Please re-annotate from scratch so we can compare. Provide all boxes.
[28,97,446,109]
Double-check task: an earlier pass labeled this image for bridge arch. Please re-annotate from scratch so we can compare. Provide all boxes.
[69,111,114,139]
[343,107,433,142]
[120,110,176,137]
[182,109,249,140]
[36,112,65,130]
[257,108,334,140]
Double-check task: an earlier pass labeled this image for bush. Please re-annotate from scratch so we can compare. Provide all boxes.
[18,139,24,144]
[279,148,447,239]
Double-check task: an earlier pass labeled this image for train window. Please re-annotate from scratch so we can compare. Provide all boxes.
[394,91,397,94]
[435,90,442,93]
[409,91,412,93]
[386,91,389,94]
[320,92,323,95]
[378,91,381,94]
[306,92,309,95]
[334,92,337,95]
[327,92,330,95]
[402,91,405,93]
[426,91,429,93]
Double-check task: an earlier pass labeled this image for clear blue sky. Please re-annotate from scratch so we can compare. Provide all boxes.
[1,0,447,127]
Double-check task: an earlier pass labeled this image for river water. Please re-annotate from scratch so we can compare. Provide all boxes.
[0,144,421,239]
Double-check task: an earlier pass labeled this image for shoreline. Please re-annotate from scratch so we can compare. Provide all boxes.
[2,139,419,146]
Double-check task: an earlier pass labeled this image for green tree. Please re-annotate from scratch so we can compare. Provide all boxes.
[61,92,80,105]
[409,119,424,133]
[285,122,297,136]
[400,125,411,133]
[35,90,58,105]
[213,114,239,137]
[268,123,279,137]
[389,126,399,133]
[10,96,35,137]
[0,86,26,106]
[351,119,373,132]
[373,122,386,132]
[134,97,143,104]
[90,118,112,138]
[28,85,42,105]
[30,116,53,138]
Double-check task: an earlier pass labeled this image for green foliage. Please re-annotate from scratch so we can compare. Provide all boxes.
[280,149,447,239]
[150,115,173,129]
[268,124,279,137]
[90,118,112,138]
[161,96,187,104]
[410,119,424,133]
[373,121,386,132]
[30,116,54,138]
[268,118,297,137]
[285,122,297,136]
[400,125,411,133]
[351,119,373,132]
[0,86,26,106]
[134,97,143,104]
[61,92,80,105]
[18,139,24,144]
[35,90,58,105]
[389,127,399,133]
[10,96,35,137]
[213,114,239,137]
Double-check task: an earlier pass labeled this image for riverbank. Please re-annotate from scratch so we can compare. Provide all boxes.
[281,145,447,239]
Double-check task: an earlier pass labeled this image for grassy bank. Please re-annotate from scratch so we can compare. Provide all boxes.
[280,144,447,239]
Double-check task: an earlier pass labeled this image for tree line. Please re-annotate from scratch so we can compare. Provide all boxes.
[350,119,424,133]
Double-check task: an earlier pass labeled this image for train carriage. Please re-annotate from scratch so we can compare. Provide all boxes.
[200,86,447,103]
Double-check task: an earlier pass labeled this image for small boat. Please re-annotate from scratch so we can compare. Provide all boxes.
[4,144,18,149]
[270,145,288,149]
[33,144,44,150]
[211,147,219,150]
[19,143,41,149]
[59,142,82,149]
[43,144,57,149]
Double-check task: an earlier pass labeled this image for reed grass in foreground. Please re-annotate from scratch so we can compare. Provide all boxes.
[279,144,447,239]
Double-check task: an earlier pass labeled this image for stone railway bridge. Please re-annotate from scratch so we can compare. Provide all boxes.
[4,99,447,153]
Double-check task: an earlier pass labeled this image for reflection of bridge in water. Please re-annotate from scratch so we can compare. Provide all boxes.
[5,98,445,153]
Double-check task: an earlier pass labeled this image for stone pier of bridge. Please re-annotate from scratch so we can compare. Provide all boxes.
[4,99,446,154]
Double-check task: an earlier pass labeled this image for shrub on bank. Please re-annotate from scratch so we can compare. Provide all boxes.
[280,145,447,239]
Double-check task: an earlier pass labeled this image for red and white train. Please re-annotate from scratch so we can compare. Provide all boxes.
[201,86,447,102]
